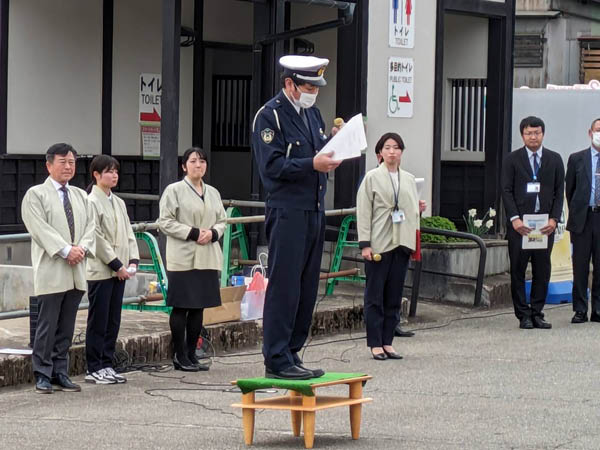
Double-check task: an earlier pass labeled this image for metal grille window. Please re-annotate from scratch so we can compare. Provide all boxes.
[514,34,544,68]
[451,79,486,153]
[212,75,252,151]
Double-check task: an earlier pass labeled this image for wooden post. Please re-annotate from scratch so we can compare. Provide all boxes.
[241,392,256,445]
[290,391,302,437]
[302,395,316,449]
[349,381,363,440]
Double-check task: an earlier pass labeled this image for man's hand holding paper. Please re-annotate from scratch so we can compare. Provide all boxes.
[318,113,367,161]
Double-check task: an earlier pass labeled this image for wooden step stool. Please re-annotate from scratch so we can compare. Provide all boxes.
[231,375,372,448]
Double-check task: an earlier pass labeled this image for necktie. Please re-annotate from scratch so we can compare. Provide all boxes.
[595,154,600,206]
[533,153,540,212]
[60,186,75,242]
[299,108,309,129]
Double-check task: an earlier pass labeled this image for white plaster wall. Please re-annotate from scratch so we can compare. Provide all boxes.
[512,89,600,165]
[7,0,103,155]
[112,0,194,156]
[204,0,253,44]
[366,0,436,211]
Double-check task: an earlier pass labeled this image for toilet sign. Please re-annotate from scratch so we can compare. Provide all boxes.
[389,0,414,48]
[139,73,161,123]
[387,57,414,118]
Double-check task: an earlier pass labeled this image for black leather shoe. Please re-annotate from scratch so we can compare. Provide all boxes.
[394,325,415,337]
[371,350,387,361]
[532,316,552,329]
[296,363,325,378]
[383,349,403,360]
[173,354,200,372]
[519,317,534,329]
[572,312,588,324]
[265,365,313,380]
[51,373,81,392]
[590,312,600,323]
[35,374,53,394]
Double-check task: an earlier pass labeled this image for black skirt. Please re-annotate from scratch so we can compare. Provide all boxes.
[166,269,222,309]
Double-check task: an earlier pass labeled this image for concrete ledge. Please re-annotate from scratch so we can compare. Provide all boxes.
[0,299,367,388]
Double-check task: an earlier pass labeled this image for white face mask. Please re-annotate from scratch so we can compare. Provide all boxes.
[292,84,318,109]
[593,131,600,148]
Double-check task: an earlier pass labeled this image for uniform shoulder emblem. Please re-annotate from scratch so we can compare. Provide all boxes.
[261,128,275,144]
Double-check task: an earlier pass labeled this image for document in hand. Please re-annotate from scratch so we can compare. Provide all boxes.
[318,113,367,161]
[415,178,425,199]
[522,214,549,250]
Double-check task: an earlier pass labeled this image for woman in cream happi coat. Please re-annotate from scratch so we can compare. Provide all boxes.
[159,147,227,372]
[357,132,426,361]
[85,155,139,385]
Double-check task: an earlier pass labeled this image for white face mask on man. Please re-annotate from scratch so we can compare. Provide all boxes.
[593,131,600,148]
[292,83,318,109]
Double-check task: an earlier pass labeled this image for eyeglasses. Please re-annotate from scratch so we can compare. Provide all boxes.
[523,131,543,137]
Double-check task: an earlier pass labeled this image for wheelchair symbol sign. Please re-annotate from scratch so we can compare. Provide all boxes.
[387,57,414,118]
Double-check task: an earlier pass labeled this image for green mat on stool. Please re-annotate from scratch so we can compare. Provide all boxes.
[235,372,367,396]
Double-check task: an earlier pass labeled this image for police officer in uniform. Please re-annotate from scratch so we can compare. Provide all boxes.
[252,55,340,380]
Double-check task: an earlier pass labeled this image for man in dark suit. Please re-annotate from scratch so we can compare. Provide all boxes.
[501,116,565,329]
[565,118,600,324]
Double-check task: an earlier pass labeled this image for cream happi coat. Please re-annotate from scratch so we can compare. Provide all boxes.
[86,185,140,281]
[21,177,96,296]
[158,178,227,272]
[356,163,420,254]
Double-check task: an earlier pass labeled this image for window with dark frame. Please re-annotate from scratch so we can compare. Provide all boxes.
[514,34,545,68]
[211,75,252,152]
[450,78,487,153]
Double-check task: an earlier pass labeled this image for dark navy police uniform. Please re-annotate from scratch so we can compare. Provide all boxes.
[252,89,329,372]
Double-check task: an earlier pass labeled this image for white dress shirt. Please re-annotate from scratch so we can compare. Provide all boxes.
[510,147,543,222]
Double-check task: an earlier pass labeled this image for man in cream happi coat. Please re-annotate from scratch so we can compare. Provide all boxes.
[21,143,96,394]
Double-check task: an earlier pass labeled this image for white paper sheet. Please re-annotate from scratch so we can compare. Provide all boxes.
[0,348,32,355]
[415,178,425,199]
[522,214,549,250]
[318,113,367,161]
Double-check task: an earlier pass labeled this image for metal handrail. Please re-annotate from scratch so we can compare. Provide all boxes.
[419,227,488,308]
[114,193,267,209]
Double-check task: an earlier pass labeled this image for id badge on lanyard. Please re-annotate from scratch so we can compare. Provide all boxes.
[527,157,541,193]
[389,171,405,223]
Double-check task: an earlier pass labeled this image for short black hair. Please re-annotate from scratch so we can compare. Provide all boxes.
[182,147,208,168]
[519,116,545,135]
[88,155,120,193]
[280,72,311,89]
[46,143,77,163]
[591,118,600,130]
[375,132,405,155]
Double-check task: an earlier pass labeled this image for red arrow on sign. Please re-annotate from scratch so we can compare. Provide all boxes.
[399,92,411,103]
[140,108,161,122]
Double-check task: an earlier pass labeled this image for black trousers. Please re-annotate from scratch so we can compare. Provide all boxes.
[86,278,126,373]
[32,289,84,378]
[507,227,554,320]
[571,211,600,315]
[262,208,325,371]
[364,246,410,348]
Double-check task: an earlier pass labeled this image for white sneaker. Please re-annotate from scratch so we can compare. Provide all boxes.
[104,367,127,384]
[85,370,116,385]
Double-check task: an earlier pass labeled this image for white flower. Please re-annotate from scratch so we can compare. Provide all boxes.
[486,220,494,228]
[474,219,483,227]
[489,208,496,218]
[468,209,477,218]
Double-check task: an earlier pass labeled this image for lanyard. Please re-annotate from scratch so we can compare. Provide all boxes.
[388,171,401,211]
[531,153,540,181]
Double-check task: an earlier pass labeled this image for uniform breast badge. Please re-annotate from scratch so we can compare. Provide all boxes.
[261,128,275,144]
